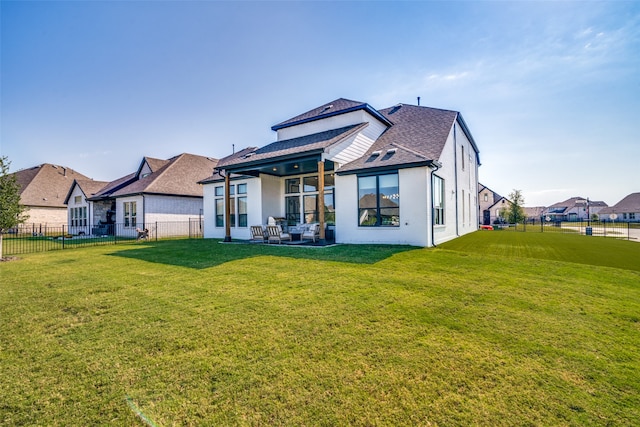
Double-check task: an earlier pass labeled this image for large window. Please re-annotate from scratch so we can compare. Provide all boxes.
[70,207,87,227]
[358,173,399,227]
[285,174,335,226]
[124,202,137,227]
[214,184,248,228]
[433,175,444,225]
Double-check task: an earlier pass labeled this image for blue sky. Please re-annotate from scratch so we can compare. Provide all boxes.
[2,1,639,207]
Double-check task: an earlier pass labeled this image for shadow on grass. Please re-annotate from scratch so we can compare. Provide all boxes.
[109,239,419,269]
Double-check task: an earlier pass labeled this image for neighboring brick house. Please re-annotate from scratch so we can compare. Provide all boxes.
[598,192,640,222]
[543,197,608,222]
[478,184,510,225]
[78,153,218,237]
[12,163,92,227]
[201,98,480,247]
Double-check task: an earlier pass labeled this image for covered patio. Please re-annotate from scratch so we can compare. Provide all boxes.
[216,152,337,245]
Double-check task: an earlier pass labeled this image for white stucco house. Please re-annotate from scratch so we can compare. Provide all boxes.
[200,98,480,247]
[66,153,218,238]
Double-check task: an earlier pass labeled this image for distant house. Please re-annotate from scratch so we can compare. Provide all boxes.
[201,98,480,247]
[12,164,92,227]
[79,153,217,237]
[523,206,545,222]
[598,192,640,222]
[63,179,110,235]
[478,184,510,225]
[543,197,608,222]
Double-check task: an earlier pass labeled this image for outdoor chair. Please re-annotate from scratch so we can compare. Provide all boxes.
[250,225,267,242]
[266,225,291,244]
[301,223,320,242]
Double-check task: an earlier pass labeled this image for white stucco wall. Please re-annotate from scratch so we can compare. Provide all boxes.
[334,167,431,247]
[202,177,262,240]
[276,110,388,141]
[432,121,479,245]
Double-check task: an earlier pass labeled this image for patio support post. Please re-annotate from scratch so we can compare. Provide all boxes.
[318,160,326,243]
[224,172,232,242]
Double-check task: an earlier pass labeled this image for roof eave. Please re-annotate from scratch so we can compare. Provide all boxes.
[336,160,437,176]
[271,103,392,131]
[218,149,325,173]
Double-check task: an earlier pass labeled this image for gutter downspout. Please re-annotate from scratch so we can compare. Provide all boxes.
[430,161,442,247]
[453,121,459,237]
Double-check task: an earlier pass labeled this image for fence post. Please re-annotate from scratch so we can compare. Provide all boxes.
[156,222,158,241]
[62,225,65,250]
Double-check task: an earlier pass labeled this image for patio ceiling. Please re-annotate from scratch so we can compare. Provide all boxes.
[224,155,335,177]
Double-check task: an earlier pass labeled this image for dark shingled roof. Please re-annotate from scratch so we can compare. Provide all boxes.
[215,99,478,176]
[217,123,368,170]
[12,164,92,208]
[90,153,217,199]
[337,104,458,174]
[90,173,137,200]
[271,98,392,131]
[199,147,259,184]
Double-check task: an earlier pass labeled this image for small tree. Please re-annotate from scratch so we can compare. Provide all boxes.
[0,156,29,259]
[507,189,526,224]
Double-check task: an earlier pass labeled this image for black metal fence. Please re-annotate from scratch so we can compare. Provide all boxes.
[495,220,638,241]
[2,219,204,256]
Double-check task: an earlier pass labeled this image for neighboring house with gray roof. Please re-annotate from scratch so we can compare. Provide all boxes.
[201,98,480,246]
[598,192,640,222]
[80,153,217,237]
[543,197,608,222]
[12,163,92,227]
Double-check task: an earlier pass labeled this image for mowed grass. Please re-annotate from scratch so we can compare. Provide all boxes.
[440,229,640,272]
[1,235,639,426]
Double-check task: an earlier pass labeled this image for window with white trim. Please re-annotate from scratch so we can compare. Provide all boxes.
[433,175,445,225]
[214,184,248,228]
[123,202,136,227]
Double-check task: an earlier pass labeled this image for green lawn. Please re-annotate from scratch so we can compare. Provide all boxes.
[1,235,639,426]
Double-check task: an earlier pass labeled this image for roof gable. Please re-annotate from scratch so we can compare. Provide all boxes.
[271,98,392,131]
[64,179,109,204]
[108,153,218,198]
